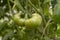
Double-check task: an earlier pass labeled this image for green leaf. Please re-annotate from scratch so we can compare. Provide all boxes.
[53,3,60,24]
[14,0,25,12]
[43,3,50,16]
[44,0,51,4]
[44,36,50,40]
[0,7,5,19]
[57,29,60,37]
[57,24,60,37]
[2,31,14,40]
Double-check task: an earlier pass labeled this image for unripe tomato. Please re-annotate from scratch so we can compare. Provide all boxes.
[25,13,42,29]
[13,13,25,26]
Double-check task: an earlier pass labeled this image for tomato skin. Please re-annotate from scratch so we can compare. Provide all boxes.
[13,13,25,26]
[25,13,42,29]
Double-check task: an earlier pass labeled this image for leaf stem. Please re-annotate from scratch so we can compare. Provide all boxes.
[7,0,11,12]
[42,19,52,36]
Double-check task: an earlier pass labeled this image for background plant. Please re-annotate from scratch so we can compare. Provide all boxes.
[0,0,59,40]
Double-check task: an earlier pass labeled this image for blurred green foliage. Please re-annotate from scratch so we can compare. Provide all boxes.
[0,0,59,40]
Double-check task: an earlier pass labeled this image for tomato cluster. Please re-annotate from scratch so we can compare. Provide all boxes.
[13,13,42,29]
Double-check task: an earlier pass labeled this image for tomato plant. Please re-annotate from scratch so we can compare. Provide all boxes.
[0,0,58,40]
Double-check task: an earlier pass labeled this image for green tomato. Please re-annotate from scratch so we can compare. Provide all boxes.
[13,13,25,26]
[25,13,42,29]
